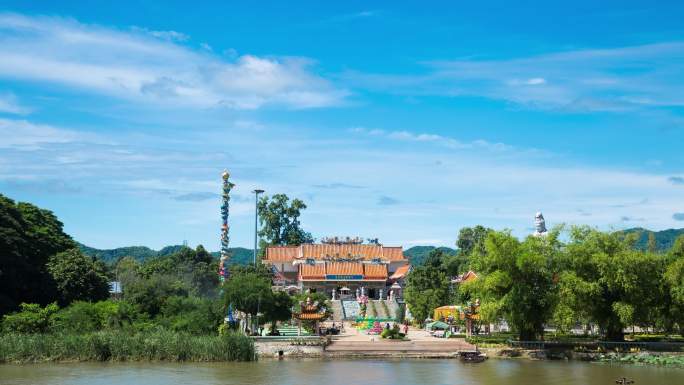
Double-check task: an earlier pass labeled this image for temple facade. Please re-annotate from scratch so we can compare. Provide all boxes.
[263,241,411,300]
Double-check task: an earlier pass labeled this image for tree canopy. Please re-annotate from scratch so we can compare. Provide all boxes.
[0,194,75,315]
[257,194,313,251]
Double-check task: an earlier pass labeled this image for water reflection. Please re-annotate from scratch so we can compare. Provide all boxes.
[0,359,680,385]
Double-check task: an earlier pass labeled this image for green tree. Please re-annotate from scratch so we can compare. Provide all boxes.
[47,248,110,306]
[665,256,684,336]
[404,249,450,323]
[468,229,560,340]
[0,194,75,315]
[457,225,492,257]
[158,296,224,334]
[125,274,188,316]
[52,300,136,333]
[556,227,664,340]
[222,271,274,331]
[257,194,313,252]
[263,291,293,333]
[1,302,59,333]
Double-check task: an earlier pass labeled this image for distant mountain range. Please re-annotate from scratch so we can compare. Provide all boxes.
[78,242,253,265]
[79,228,683,266]
[621,227,684,251]
[403,246,457,266]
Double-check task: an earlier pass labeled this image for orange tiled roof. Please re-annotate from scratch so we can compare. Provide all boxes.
[326,262,363,276]
[264,244,406,263]
[364,264,388,279]
[294,312,326,320]
[389,264,411,280]
[265,246,299,262]
[299,264,326,280]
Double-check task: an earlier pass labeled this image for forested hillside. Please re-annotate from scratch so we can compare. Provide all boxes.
[78,242,253,265]
[622,227,684,251]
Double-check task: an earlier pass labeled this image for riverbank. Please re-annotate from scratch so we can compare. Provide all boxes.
[0,331,255,363]
[480,347,684,368]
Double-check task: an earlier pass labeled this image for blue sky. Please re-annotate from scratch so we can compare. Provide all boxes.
[1,1,684,250]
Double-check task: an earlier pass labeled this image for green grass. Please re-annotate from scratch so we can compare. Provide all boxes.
[0,330,255,363]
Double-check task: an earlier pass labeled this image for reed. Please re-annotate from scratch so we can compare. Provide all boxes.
[0,330,255,363]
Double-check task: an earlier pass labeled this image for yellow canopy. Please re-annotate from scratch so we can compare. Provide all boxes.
[433,305,460,321]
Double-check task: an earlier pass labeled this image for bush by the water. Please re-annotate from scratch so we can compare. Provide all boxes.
[0,330,254,363]
[599,353,684,368]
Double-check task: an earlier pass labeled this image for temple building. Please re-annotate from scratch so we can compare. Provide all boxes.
[263,238,410,300]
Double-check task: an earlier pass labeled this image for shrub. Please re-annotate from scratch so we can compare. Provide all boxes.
[1,303,59,333]
[157,296,223,334]
[381,324,403,339]
[0,330,255,363]
[52,300,137,333]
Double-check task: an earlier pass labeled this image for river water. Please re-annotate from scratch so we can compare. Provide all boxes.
[0,359,681,385]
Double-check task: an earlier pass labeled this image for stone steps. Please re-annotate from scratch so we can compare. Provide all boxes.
[326,340,474,352]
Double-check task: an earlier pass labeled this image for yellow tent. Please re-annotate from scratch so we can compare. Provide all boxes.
[433,305,460,321]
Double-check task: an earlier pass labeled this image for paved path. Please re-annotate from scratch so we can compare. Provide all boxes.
[326,322,475,355]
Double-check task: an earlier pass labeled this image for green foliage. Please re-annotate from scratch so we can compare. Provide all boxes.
[79,242,253,266]
[52,300,135,333]
[124,274,188,317]
[403,246,457,266]
[222,271,273,318]
[468,229,560,340]
[157,296,224,334]
[0,330,255,363]
[381,324,403,339]
[665,256,684,335]
[257,193,313,251]
[621,227,684,252]
[262,291,293,328]
[0,194,75,315]
[457,225,493,257]
[404,249,451,323]
[1,303,59,333]
[47,248,110,305]
[556,226,668,340]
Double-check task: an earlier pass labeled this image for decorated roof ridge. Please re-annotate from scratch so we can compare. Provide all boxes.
[264,243,406,262]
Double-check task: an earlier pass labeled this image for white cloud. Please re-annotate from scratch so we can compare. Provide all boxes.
[0,118,87,149]
[0,13,346,110]
[351,127,512,152]
[0,93,30,114]
[343,42,684,111]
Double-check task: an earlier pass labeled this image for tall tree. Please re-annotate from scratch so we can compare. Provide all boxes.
[404,249,451,323]
[556,227,664,340]
[468,229,560,340]
[0,194,75,315]
[257,194,313,250]
[47,248,111,305]
[457,225,492,257]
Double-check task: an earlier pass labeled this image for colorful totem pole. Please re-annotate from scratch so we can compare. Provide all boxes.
[218,170,235,282]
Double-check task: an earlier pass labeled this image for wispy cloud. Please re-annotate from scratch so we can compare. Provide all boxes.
[0,93,30,115]
[173,191,219,202]
[620,215,645,222]
[0,13,347,110]
[0,118,90,149]
[312,182,365,189]
[342,42,684,112]
[378,195,399,206]
[350,127,512,152]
